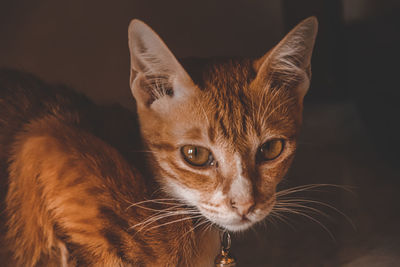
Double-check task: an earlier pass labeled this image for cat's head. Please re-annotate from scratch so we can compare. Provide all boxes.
[128,18,317,232]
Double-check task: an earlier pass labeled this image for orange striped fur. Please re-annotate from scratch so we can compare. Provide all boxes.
[0,17,317,266]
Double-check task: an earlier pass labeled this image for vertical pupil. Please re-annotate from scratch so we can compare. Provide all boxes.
[266,142,271,151]
[263,142,271,152]
[188,147,197,158]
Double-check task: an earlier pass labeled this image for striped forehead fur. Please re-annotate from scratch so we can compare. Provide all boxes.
[183,58,299,150]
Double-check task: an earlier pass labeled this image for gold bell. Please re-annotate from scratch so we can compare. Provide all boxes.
[214,231,236,267]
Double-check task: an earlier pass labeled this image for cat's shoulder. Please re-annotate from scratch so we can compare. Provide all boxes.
[0,68,144,177]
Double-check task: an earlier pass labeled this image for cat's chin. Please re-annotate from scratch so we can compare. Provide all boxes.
[219,221,255,232]
[197,205,273,233]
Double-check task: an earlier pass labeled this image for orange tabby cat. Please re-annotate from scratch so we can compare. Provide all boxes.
[0,17,317,266]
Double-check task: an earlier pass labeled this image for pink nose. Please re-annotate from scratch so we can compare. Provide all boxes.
[230,199,255,217]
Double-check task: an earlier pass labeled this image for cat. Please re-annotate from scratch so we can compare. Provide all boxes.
[0,16,317,266]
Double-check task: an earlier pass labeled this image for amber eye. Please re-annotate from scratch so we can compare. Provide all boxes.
[181,145,213,167]
[258,139,284,162]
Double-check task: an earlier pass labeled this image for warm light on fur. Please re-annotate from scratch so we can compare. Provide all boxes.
[0,17,317,266]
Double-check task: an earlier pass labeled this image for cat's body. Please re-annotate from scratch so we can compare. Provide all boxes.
[0,69,220,266]
[0,17,317,266]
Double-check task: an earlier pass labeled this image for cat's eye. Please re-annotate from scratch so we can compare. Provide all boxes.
[181,145,214,167]
[258,139,284,162]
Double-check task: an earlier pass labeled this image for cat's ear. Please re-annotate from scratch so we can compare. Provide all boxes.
[254,16,318,100]
[128,19,195,109]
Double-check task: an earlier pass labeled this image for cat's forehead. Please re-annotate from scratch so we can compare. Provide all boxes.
[183,58,256,92]
[184,59,298,145]
[202,59,256,91]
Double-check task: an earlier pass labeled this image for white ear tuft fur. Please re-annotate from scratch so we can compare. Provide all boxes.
[128,19,194,108]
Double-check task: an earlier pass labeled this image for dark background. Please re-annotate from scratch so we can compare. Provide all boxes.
[1,0,400,266]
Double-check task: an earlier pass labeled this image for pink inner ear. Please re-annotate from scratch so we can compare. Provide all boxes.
[128,19,198,106]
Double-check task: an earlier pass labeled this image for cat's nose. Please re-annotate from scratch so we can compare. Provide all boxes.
[230,199,255,218]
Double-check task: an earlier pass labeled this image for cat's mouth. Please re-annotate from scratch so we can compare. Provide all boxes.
[197,199,275,232]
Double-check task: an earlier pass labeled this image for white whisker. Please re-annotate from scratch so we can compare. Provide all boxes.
[276,183,355,197]
[276,197,356,230]
[269,211,296,230]
[179,218,210,241]
[132,209,199,228]
[275,202,330,219]
[125,198,183,211]
[144,214,204,232]
[272,206,336,241]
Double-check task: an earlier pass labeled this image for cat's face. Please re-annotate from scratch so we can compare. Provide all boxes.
[128,18,317,231]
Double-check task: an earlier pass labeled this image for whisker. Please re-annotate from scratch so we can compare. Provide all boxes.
[275,198,356,230]
[276,183,355,197]
[179,218,210,241]
[272,207,336,241]
[268,211,296,231]
[263,214,279,231]
[128,204,192,216]
[143,214,205,232]
[136,208,199,225]
[131,209,201,232]
[149,188,164,198]
[275,202,330,219]
[200,221,215,240]
[125,198,183,211]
